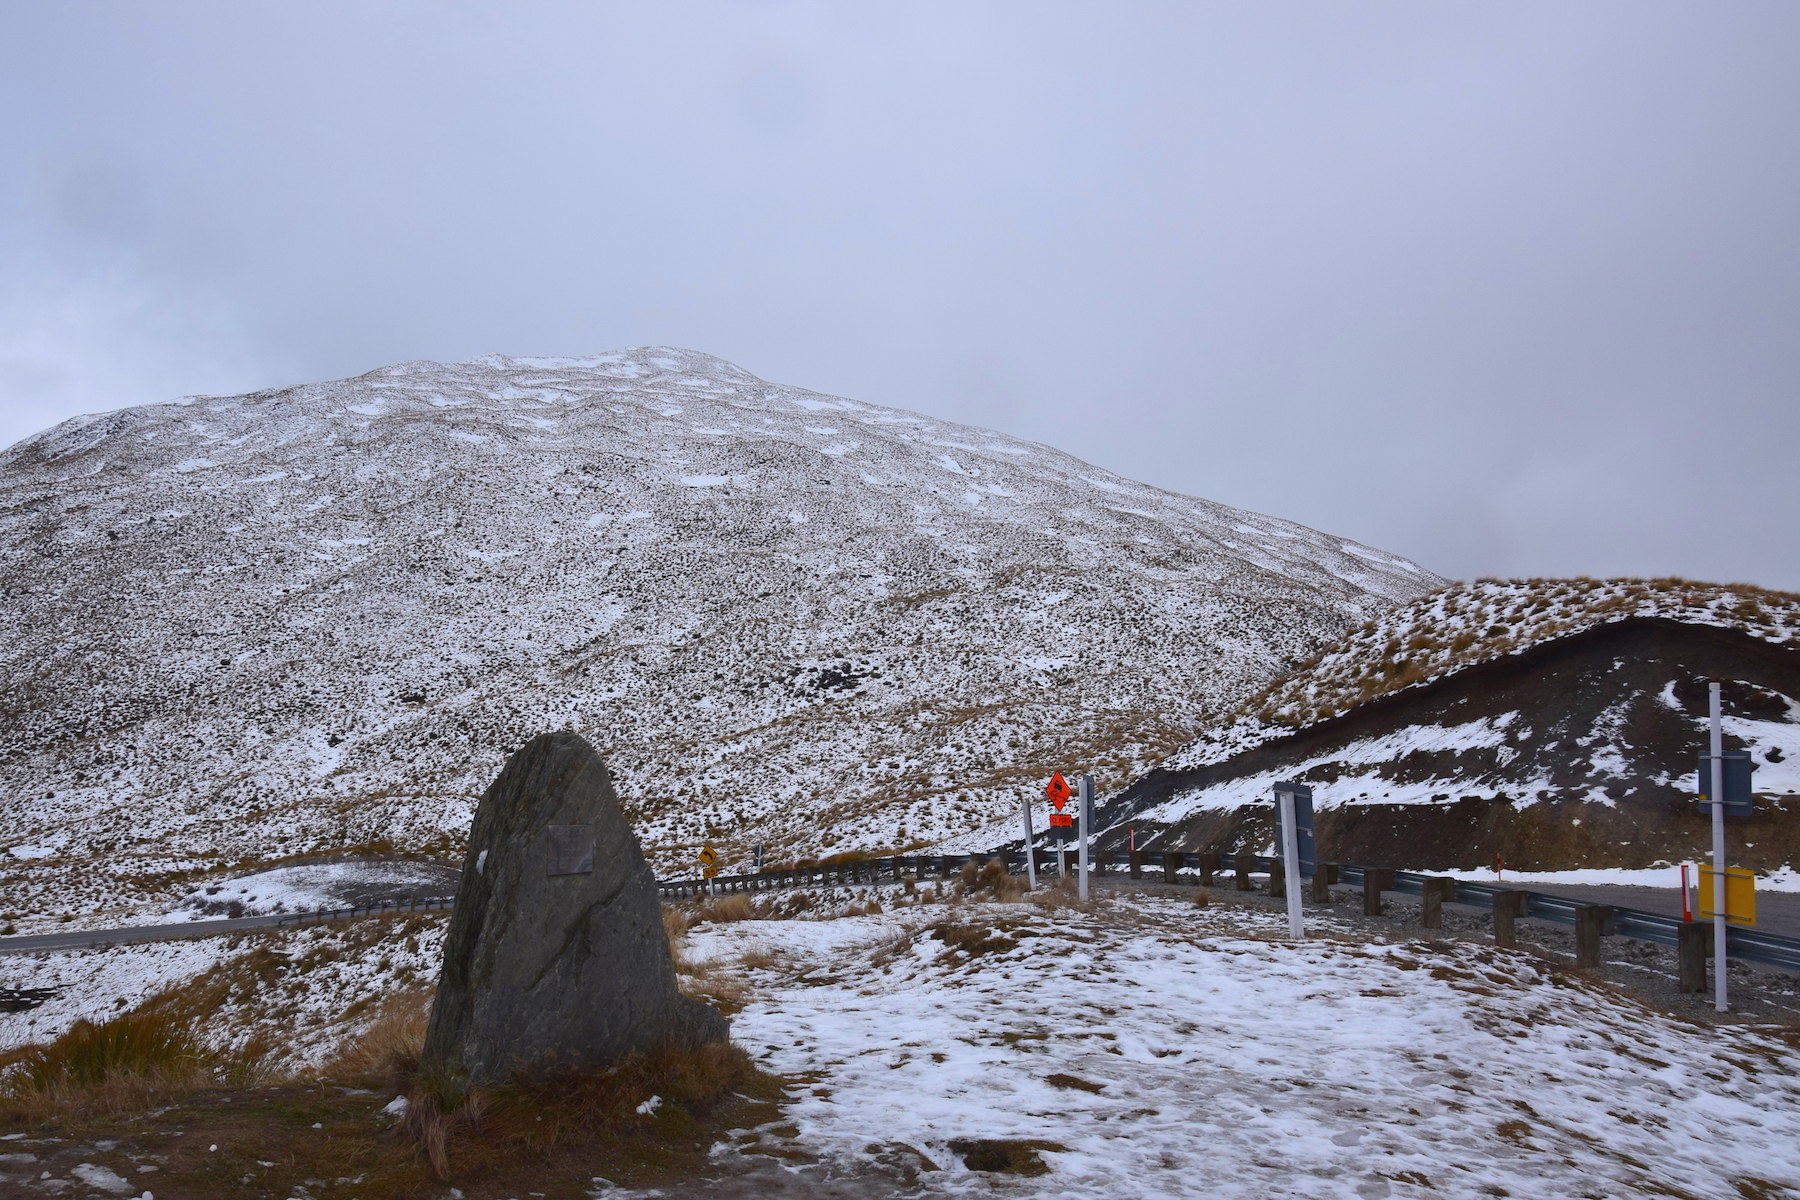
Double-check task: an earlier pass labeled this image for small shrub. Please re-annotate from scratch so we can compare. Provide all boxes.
[693,894,757,925]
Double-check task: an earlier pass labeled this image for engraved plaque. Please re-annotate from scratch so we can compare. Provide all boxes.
[545,824,595,876]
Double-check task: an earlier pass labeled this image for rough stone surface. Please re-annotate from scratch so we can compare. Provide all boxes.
[421,731,727,1087]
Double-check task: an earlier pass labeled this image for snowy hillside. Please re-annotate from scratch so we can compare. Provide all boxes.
[0,348,1437,921]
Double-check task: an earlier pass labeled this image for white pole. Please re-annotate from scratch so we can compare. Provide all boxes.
[1278,788,1304,939]
[1078,774,1092,902]
[1020,794,1038,890]
[1710,681,1728,1012]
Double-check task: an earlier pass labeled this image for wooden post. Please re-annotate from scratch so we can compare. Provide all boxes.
[1235,854,1255,892]
[1162,851,1184,883]
[1128,851,1144,879]
[1363,868,1394,916]
[1492,890,1524,948]
[1310,865,1331,903]
[1196,853,1220,887]
[1677,921,1711,993]
[1574,905,1613,969]
[1268,859,1286,899]
[1421,877,1454,929]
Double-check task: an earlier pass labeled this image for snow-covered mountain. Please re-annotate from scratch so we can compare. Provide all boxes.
[0,348,1438,919]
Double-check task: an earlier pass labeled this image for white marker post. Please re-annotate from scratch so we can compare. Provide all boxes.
[1077,774,1093,901]
[1277,786,1304,939]
[1710,681,1728,1013]
[1020,794,1038,890]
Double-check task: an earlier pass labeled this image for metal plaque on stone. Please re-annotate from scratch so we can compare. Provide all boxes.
[545,824,595,876]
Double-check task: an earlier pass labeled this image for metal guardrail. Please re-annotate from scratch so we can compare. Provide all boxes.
[75,851,1790,976]
[273,894,454,927]
[659,847,1800,974]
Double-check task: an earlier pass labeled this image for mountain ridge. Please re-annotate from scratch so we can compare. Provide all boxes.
[0,347,1439,921]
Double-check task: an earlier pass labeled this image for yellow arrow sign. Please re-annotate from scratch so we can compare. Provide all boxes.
[699,846,718,867]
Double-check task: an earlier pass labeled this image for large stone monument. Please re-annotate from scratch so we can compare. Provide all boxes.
[420,731,727,1089]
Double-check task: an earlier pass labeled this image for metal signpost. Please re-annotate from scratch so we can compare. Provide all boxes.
[1273,781,1315,939]
[1709,683,1727,1012]
[1697,681,1757,1012]
[1078,774,1093,901]
[1019,793,1037,889]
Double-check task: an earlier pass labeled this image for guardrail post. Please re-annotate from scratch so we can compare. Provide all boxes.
[1128,851,1144,879]
[1363,868,1394,916]
[1422,877,1455,929]
[1235,854,1255,892]
[1678,921,1710,992]
[1162,851,1184,883]
[1061,849,1076,875]
[1309,865,1331,903]
[1492,890,1524,948]
[1268,859,1286,899]
[1575,905,1613,969]
[1196,853,1219,887]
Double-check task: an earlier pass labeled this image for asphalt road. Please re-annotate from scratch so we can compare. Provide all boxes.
[4,878,1795,957]
[0,898,453,956]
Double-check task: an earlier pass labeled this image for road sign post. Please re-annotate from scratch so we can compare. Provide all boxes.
[1273,781,1313,939]
[1020,793,1037,890]
[1078,774,1093,901]
[1709,682,1727,1011]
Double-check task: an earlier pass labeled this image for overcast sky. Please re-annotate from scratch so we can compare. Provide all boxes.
[3,2,1796,590]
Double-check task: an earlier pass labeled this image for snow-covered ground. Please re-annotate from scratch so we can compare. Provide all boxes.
[681,890,1800,1199]
[9,886,1800,1198]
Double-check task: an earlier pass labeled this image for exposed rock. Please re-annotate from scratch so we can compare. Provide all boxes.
[421,732,726,1087]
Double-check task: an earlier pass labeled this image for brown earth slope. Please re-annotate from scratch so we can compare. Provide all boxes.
[1099,618,1800,873]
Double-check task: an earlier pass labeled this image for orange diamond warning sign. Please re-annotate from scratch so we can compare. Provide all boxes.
[1046,772,1072,810]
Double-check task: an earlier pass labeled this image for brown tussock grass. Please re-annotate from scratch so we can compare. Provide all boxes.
[960,858,1028,902]
[0,1004,223,1119]
[319,989,433,1086]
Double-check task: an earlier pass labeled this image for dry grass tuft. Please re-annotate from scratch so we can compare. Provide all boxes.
[693,894,761,925]
[320,990,433,1086]
[961,858,1027,902]
[927,921,1021,958]
[0,1005,220,1117]
[1028,874,1095,912]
